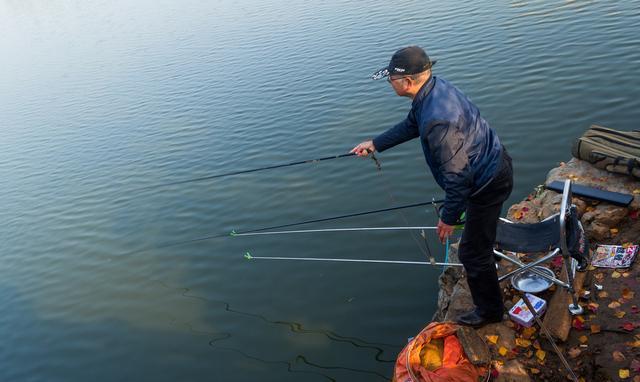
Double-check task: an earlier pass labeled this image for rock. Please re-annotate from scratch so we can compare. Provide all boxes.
[585,221,610,242]
[494,359,532,382]
[591,204,628,227]
[443,279,474,322]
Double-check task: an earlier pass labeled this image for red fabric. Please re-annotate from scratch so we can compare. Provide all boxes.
[394,322,485,382]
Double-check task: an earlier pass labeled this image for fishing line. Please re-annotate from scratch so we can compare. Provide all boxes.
[135,152,357,192]
[370,153,437,262]
[115,200,445,258]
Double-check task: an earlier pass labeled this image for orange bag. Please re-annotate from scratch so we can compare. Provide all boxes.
[394,322,487,382]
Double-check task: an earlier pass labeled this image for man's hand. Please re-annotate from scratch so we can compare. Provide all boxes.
[350,140,376,157]
[436,219,454,244]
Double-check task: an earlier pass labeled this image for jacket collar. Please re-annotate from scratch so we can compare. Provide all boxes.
[412,75,436,107]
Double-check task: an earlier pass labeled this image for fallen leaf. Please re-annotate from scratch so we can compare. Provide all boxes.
[613,350,626,362]
[595,273,605,281]
[617,311,627,319]
[633,189,640,195]
[536,349,546,361]
[530,368,540,374]
[629,210,639,219]
[634,376,640,382]
[627,340,640,347]
[632,306,640,314]
[622,322,635,331]
[533,340,541,350]
[624,272,631,278]
[610,301,622,309]
[591,324,601,334]
[631,359,640,373]
[620,369,630,379]
[579,335,589,344]
[490,368,500,378]
[515,338,531,348]
[623,288,635,300]
[486,335,499,345]
[568,347,582,359]
[599,291,609,298]
[611,228,619,235]
[588,302,599,312]
[521,327,537,339]
[498,346,508,356]
[613,271,622,278]
[573,316,586,331]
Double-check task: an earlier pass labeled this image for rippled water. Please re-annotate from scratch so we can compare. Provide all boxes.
[1,1,639,381]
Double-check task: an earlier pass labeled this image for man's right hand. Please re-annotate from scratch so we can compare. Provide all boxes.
[350,140,376,157]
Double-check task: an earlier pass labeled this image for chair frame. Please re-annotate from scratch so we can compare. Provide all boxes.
[493,179,584,315]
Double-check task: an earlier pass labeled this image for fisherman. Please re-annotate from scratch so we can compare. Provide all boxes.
[351,46,513,328]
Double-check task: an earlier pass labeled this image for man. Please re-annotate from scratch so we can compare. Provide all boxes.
[351,46,513,328]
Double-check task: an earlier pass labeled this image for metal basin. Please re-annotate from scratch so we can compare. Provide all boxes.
[510,266,555,293]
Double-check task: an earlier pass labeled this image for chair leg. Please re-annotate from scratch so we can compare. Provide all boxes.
[562,255,584,315]
[521,294,579,382]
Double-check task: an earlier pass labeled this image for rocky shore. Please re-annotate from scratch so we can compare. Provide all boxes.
[432,158,640,381]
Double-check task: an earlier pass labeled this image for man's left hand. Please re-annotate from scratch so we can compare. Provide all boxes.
[437,219,454,244]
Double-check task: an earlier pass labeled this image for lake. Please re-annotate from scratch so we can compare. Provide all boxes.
[1,0,639,380]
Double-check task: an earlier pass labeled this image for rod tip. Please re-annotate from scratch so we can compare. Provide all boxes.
[230,230,237,237]
[244,252,252,260]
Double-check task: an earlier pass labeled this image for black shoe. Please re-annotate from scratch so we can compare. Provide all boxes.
[455,309,503,328]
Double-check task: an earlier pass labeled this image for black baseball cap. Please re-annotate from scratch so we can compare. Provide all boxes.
[371,46,436,80]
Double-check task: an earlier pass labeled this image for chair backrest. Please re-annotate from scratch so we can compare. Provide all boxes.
[495,180,573,254]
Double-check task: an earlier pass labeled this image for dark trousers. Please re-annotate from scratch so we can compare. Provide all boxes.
[458,150,513,317]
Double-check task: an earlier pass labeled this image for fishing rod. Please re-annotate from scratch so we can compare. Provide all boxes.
[138,152,357,191]
[244,252,463,267]
[231,226,439,237]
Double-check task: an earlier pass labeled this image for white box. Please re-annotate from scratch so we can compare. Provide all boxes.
[508,293,547,327]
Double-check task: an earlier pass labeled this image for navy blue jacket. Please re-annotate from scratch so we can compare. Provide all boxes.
[373,76,503,225]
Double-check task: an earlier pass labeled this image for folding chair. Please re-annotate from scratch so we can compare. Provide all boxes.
[493,179,588,315]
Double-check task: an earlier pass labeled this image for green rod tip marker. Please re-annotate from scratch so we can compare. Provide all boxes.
[244,252,252,260]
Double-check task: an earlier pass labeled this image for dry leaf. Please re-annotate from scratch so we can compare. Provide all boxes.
[498,346,508,356]
[599,291,609,298]
[568,347,582,359]
[588,302,599,312]
[530,368,540,374]
[612,271,622,278]
[515,338,531,348]
[521,327,537,339]
[595,272,605,281]
[632,305,640,314]
[633,189,640,194]
[623,288,635,300]
[573,316,586,331]
[610,301,622,309]
[622,322,635,331]
[535,349,546,361]
[630,359,640,373]
[626,340,640,347]
[591,324,601,334]
[620,369,630,379]
[486,335,499,345]
[579,335,589,344]
[613,350,626,362]
[617,311,627,319]
[623,272,631,278]
[611,228,619,235]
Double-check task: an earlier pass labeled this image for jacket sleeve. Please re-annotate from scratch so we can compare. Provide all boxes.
[426,122,473,225]
[372,111,419,152]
